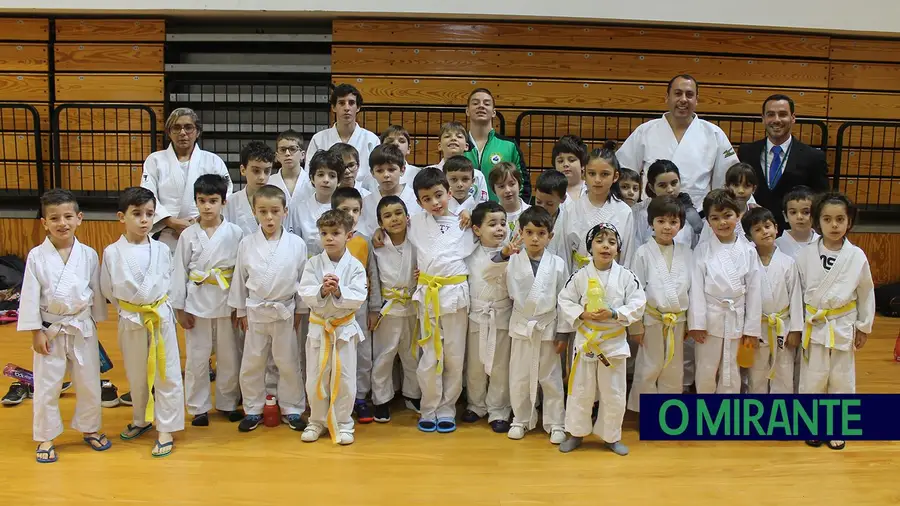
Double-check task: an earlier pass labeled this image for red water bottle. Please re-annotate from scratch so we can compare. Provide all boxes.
[263,395,280,427]
[893,331,900,362]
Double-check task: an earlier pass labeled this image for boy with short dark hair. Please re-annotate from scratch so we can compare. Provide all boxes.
[381,124,421,186]
[430,122,489,204]
[288,150,347,257]
[270,129,307,205]
[533,169,568,259]
[552,135,589,201]
[330,143,372,198]
[444,155,485,215]
[224,141,277,235]
[359,144,422,236]
[775,185,820,259]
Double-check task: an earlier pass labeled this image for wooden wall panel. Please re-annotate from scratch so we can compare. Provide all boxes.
[848,232,900,285]
[829,92,900,120]
[0,19,49,41]
[54,104,165,132]
[0,218,121,261]
[829,63,900,92]
[0,74,48,101]
[0,104,47,131]
[335,46,830,88]
[55,74,164,102]
[0,163,40,191]
[59,163,142,191]
[333,21,831,58]
[55,19,165,42]
[0,44,48,72]
[830,39,900,63]
[55,43,164,72]
[57,133,155,161]
[838,178,900,205]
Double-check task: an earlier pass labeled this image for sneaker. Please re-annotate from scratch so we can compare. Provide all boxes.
[354,399,374,424]
[507,424,526,440]
[219,409,244,423]
[337,432,354,445]
[119,391,133,406]
[559,436,583,453]
[404,397,421,413]
[282,414,307,431]
[461,410,480,423]
[605,441,629,456]
[374,403,391,423]
[1,382,31,406]
[490,419,510,433]
[100,380,119,408]
[550,428,567,445]
[301,423,324,442]
[192,413,209,427]
[60,381,72,393]
[238,414,263,432]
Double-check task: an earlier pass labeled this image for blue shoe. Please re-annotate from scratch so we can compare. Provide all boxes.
[417,418,437,432]
[436,417,456,433]
[354,399,374,424]
[83,433,112,451]
[238,414,263,432]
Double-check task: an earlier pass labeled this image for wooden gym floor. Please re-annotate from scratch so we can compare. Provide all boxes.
[0,307,898,506]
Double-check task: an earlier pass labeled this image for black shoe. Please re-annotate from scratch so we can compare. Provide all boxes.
[461,410,480,423]
[100,380,119,408]
[238,414,263,432]
[220,409,245,423]
[119,391,133,406]
[1,382,32,406]
[404,397,420,413]
[192,413,209,426]
[374,403,391,423]
[282,414,307,431]
[490,419,511,433]
[354,399,374,424]
[209,359,216,382]
[60,381,72,394]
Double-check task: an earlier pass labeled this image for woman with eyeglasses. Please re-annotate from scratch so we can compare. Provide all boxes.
[139,108,233,251]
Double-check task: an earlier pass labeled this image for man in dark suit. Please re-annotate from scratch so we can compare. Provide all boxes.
[738,94,830,232]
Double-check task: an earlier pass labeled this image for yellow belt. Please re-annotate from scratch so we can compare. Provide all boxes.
[572,251,591,270]
[645,306,686,368]
[309,311,357,444]
[568,322,626,393]
[417,273,467,374]
[802,301,856,354]
[373,287,411,332]
[188,267,233,290]
[118,295,169,423]
[762,306,789,380]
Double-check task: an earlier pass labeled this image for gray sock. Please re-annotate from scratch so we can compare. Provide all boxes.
[605,441,629,456]
[559,436,583,453]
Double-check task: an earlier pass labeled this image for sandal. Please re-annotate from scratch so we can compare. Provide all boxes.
[83,433,112,451]
[151,440,174,458]
[827,440,846,451]
[120,423,153,440]
[35,443,57,463]
[436,417,457,433]
[805,440,823,448]
[417,419,437,433]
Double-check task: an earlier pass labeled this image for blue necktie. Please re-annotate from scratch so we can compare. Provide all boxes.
[768,145,783,189]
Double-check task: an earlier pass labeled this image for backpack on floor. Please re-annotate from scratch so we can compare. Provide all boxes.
[0,255,26,312]
[875,283,900,317]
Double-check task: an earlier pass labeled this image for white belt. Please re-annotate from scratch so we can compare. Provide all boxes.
[41,308,93,366]
[245,297,295,323]
[704,293,745,388]
[469,298,512,376]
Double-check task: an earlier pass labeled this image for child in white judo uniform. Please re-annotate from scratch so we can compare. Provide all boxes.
[21,189,109,463]
[798,192,874,451]
[687,189,762,395]
[429,122,489,206]
[551,134,588,202]
[381,124,421,186]
[740,207,803,394]
[299,209,369,445]
[171,175,244,426]
[229,185,308,433]
[557,223,646,455]
[287,149,347,257]
[532,170,569,261]
[505,207,570,443]
[101,187,185,457]
[358,144,422,238]
[269,129,308,207]
[223,141,276,235]
[444,155,487,216]
[627,196,692,415]
[371,195,421,420]
[489,162,530,234]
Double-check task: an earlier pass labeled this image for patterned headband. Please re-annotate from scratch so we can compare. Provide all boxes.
[585,222,622,253]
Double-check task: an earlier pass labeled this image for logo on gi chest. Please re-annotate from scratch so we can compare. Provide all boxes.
[490,153,502,164]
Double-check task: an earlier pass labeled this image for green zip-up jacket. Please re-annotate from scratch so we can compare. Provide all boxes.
[464,129,531,203]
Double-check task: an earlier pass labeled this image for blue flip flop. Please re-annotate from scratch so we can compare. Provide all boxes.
[151,440,174,458]
[436,417,457,433]
[417,419,437,433]
[83,433,112,451]
[120,423,153,440]
[35,444,57,463]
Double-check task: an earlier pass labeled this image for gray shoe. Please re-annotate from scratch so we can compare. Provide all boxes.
[559,436,583,453]
[605,441,629,456]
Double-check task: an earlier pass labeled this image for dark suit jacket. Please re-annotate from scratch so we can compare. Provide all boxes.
[738,136,830,232]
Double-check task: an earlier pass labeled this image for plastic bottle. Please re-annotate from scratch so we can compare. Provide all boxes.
[585,278,606,312]
[263,395,280,427]
[893,331,900,362]
[3,363,34,386]
[736,340,755,368]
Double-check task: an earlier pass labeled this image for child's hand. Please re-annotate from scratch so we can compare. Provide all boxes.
[786,331,801,349]
[631,333,644,346]
[372,228,386,248]
[501,232,523,258]
[687,329,707,343]
[554,340,568,354]
[579,309,611,322]
[741,335,758,348]
[236,316,248,333]
[367,311,380,331]
[32,330,50,355]
[854,330,868,350]
[176,309,196,330]
[594,308,614,321]
[231,310,238,330]
[458,210,472,230]
[414,268,420,281]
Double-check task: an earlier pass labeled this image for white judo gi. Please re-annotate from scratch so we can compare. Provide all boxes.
[627,240,691,412]
[631,198,695,249]
[507,250,569,433]
[408,212,478,422]
[358,185,422,237]
[299,250,368,441]
[20,238,106,442]
[170,222,244,415]
[561,195,635,272]
[304,123,381,190]
[796,239,875,394]
[616,114,739,211]
[228,229,307,416]
[464,245,513,422]
[101,237,185,432]
[371,236,420,406]
[141,145,232,250]
[749,248,803,394]
[223,189,259,236]
[558,262,645,443]
[269,171,307,208]
[286,195,332,258]
[688,236,762,394]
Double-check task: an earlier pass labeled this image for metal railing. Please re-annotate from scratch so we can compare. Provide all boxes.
[834,121,900,213]
[52,104,158,207]
[0,103,44,207]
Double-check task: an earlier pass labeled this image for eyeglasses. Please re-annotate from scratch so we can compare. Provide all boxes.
[345,162,359,170]
[277,146,302,155]
[170,124,197,134]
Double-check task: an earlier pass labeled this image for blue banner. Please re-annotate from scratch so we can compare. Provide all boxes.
[639,394,900,440]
